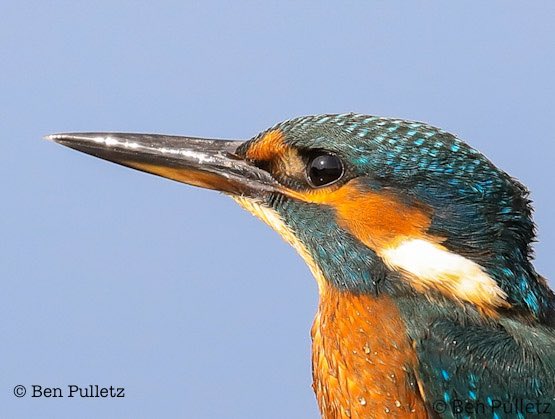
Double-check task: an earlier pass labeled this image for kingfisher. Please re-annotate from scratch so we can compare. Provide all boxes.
[47,113,555,418]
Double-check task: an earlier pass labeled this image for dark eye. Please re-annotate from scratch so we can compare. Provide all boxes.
[307,154,344,187]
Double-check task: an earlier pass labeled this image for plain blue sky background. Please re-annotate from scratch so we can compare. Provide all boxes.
[2,2,554,418]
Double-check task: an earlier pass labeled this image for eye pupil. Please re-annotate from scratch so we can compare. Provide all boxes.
[308,154,344,187]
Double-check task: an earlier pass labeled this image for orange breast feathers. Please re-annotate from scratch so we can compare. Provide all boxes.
[312,287,428,418]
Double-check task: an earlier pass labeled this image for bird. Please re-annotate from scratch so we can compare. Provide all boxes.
[47,113,555,418]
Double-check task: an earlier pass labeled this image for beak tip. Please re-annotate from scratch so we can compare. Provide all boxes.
[44,133,64,143]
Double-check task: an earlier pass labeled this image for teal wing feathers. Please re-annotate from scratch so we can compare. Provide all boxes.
[412,315,555,418]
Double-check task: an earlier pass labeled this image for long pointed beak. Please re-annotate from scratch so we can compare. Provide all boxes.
[45,132,279,196]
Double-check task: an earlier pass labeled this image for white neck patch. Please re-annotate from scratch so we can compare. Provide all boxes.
[380,238,509,312]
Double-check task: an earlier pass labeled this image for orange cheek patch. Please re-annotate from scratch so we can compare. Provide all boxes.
[285,181,509,314]
[286,180,435,250]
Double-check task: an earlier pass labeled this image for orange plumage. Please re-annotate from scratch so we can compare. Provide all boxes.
[312,285,428,418]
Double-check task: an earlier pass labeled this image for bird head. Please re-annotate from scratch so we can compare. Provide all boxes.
[47,113,554,321]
